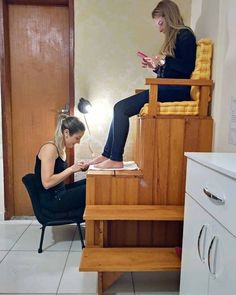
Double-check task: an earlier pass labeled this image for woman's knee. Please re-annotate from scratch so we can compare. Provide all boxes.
[76,184,86,205]
[75,178,86,186]
[113,100,126,115]
[65,179,86,189]
[114,91,149,117]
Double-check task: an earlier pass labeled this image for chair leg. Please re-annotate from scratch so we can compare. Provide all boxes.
[38,225,46,253]
[77,223,85,249]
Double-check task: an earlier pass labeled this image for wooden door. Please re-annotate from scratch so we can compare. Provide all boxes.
[1,0,74,217]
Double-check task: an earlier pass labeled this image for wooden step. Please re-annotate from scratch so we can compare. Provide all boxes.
[84,205,184,221]
[80,247,181,272]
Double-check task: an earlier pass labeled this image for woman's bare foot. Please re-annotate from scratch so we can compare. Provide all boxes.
[88,155,108,165]
[95,159,123,169]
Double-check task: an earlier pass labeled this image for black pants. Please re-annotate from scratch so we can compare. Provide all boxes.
[40,179,86,213]
[102,86,191,161]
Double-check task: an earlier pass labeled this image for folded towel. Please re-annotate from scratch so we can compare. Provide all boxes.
[89,161,139,171]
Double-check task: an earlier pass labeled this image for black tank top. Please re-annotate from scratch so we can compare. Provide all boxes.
[34,143,67,195]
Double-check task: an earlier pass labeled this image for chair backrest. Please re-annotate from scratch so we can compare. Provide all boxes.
[190,38,213,102]
[22,173,45,224]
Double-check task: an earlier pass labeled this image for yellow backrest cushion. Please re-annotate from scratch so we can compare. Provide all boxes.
[191,38,213,101]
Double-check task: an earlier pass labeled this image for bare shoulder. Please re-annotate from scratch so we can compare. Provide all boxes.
[38,142,58,160]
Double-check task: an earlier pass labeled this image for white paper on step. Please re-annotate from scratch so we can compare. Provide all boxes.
[89,161,139,171]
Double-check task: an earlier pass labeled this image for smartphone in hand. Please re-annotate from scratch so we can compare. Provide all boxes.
[137,51,148,59]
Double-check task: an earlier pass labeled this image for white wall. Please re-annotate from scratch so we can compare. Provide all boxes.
[74,0,192,162]
[191,0,236,152]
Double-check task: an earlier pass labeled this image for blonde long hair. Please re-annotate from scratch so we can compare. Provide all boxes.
[152,0,193,57]
[54,114,85,158]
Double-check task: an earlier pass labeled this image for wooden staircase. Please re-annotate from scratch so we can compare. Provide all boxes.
[79,114,213,294]
[80,204,183,273]
[78,41,213,292]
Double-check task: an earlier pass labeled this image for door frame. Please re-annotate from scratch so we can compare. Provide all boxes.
[0,0,75,219]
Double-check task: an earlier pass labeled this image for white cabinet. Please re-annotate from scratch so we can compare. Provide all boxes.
[180,153,236,295]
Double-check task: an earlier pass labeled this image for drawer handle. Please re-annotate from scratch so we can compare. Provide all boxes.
[203,187,225,204]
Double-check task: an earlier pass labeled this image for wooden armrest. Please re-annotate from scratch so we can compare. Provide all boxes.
[144,78,213,117]
[145,78,213,86]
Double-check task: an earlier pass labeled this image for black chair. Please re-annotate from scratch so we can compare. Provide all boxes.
[22,173,85,253]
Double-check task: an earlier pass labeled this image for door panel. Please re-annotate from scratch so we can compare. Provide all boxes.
[9,4,69,215]
[209,221,236,295]
[180,194,211,295]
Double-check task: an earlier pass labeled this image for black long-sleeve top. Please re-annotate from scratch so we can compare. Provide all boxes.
[155,28,196,79]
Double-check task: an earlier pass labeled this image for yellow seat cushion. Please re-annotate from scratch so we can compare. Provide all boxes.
[140,38,213,116]
[140,100,199,116]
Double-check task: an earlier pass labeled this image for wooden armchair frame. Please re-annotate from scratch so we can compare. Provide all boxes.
[144,77,213,117]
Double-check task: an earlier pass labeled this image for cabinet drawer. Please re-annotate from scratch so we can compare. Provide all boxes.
[186,159,236,237]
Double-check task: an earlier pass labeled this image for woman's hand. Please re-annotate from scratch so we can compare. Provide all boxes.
[142,54,166,69]
[70,162,84,173]
[78,161,90,172]
[70,161,89,173]
[154,54,166,66]
[142,57,156,69]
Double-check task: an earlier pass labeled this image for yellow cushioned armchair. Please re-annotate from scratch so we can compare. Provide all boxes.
[140,38,213,117]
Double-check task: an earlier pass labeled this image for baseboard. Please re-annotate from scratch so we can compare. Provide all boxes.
[0,211,4,221]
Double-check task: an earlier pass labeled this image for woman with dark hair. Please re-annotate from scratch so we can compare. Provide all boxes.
[90,0,196,169]
[34,114,87,213]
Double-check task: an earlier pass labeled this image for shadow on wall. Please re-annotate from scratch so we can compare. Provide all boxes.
[194,0,220,41]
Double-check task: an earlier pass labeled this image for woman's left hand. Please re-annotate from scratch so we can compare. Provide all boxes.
[142,54,165,69]
[142,57,156,69]
[77,161,89,172]
[154,54,166,66]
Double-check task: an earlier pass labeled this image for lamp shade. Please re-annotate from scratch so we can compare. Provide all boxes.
[77,98,92,114]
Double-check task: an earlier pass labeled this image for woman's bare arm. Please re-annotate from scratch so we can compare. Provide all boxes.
[39,143,83,189]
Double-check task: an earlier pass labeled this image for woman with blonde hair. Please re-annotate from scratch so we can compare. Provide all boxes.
[34,114,87,213]
[90,0,196,169]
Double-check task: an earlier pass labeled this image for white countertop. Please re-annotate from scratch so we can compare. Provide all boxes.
[185,152,236,179]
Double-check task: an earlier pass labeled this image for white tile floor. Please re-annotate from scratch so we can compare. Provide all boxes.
[0,220,180,295]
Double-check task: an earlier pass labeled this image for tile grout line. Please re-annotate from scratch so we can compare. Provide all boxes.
[9,221,33,250]
[0,249,10,264]
[0,221,33,264]
[55,225,77,295]
[131,272,136,294]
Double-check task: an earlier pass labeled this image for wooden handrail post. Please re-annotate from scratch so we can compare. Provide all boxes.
[199,86,210,116]
[148,84,158,116]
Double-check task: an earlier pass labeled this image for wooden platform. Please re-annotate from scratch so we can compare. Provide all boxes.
[80,115,213,294]
[80,247,181,272]
[84,205,184,221]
